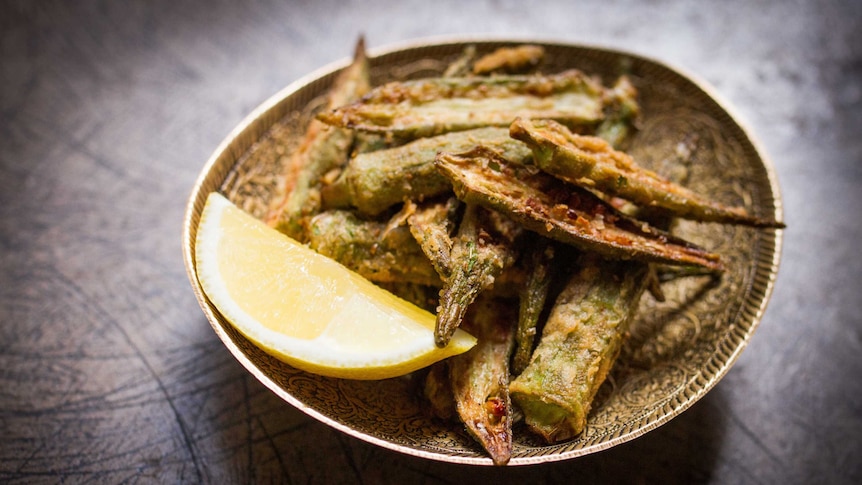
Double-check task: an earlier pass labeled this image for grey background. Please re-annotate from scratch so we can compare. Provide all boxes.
[2,0,860,483]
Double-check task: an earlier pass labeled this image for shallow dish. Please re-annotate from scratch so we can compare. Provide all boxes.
[182,38,783,465]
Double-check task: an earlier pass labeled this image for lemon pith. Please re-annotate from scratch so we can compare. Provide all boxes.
[194,192,476,379]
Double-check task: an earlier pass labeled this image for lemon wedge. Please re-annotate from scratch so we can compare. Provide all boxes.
[194,192,476,379]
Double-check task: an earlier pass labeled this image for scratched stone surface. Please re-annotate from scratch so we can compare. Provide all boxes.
[1,0,860,483]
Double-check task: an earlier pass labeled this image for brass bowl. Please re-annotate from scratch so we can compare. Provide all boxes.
[182,38,783,465]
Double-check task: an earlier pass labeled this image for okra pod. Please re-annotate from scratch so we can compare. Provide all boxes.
[323,127,531,215]
[435,204,523,347]
[510,118,785,228]
[443,45,477,78]
[435,146,725,271]
[471,45,545,75]
[307,210,441,286]
[406,197,463,280]
[594,75,640,149]
[449,296,517,465]
[509,255,648,443]
[266,37,371,241]
[316,70,608,139]
[512,235,556,375]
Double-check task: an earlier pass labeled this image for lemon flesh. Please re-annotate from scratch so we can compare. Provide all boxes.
[194,192,476,380]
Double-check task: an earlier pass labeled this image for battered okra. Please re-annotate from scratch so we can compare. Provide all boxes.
[266,38,371,241]
[406,197,462,280]
[322,127,531,215]
[471,44,545,75]
[509,255,649,443]
[316,70,609,139]
[435,146,725,271]
[594,76,640,149]
[443,45,477,78]
[512,235,556,375]
[435,204,523,347]
[307,210,441,286]
[257,39,780,459]
[510,118,785,228]
[449,297,517,465]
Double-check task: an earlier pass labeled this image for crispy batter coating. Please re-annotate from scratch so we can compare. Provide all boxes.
[435,146,725,270]
[511,118,785,227]
[510,255,648,443]
[316,70,608,139]
[449,297,517,465]
[266,38,372,241]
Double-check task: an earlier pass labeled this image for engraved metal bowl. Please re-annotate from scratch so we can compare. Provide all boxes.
[182,38,783,465]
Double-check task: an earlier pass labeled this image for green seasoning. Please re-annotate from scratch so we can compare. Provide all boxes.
[510,255,648,443]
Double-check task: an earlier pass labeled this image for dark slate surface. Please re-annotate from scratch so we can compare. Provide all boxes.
[1,0,860,483]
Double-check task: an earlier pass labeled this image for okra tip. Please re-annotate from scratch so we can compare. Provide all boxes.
[434,324,454,348]
[434,302,466,348]
[353,34,367,61]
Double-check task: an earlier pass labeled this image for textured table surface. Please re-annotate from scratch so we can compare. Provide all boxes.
[2,1,860,483]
